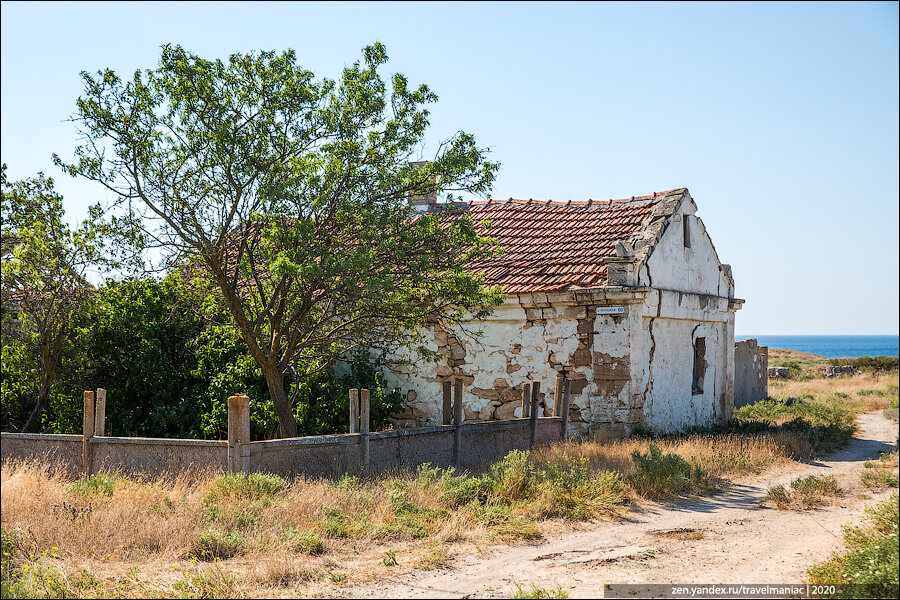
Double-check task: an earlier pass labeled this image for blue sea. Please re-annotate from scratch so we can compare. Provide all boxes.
[736,335,899,359]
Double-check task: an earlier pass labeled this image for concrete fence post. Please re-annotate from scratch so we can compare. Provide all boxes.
[82,391,95,478]
[521,382,531,418]
[349,388,360,434]
[360,389,371,474]
[453,379,464,466]
[227,394,250,474]
[94,388,106,437]
[441,381,452,426]
[529,380,540,448]
[560,379,571,441]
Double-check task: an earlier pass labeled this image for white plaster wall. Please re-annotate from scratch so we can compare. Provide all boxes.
[635,194,738,432]
[640,316,729,433]
[640,199,733,298]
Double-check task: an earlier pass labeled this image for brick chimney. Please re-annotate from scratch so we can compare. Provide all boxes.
[409,161,437,213]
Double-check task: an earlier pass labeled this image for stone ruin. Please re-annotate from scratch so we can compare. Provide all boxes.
[767,367,790,379]
[825,365,861,378]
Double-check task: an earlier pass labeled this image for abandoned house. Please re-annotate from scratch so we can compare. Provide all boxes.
[383,187,746,436]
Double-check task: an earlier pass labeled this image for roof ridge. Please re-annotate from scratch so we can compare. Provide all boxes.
[462,189,682,208]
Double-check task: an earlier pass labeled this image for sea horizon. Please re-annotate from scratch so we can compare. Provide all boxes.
[735,334,900,359]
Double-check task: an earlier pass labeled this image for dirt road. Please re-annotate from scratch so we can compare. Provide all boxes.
[341,412,898,599]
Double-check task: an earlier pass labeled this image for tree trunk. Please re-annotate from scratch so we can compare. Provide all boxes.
[262,366,299,438]
[22,378,52,433]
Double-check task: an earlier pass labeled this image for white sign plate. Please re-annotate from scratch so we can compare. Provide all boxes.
[596,306,625,315]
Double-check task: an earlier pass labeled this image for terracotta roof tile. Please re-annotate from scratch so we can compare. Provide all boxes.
[440,191,678,294]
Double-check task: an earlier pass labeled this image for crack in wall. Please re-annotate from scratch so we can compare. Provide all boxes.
[643,260,660,412]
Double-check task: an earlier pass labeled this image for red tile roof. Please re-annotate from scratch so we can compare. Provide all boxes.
[446,190,682,294]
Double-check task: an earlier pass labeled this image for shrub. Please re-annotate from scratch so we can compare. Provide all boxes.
[490,450,535,501]
[66,473,117,498]
[438,471,496,507]
[191,528,247,560]
[767,475,843,510]
[808,493,899,596]
[281,528,325,556]
[535,456,628,519]
[318,507,369,539]
[627,444,706,497]
[471,505,541,540]
[827,356,899,373]
[860,469,899,489]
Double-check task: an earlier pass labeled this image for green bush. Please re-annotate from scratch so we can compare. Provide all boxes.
[437,471,496,507]
[318,507,370,539]
[66,474,117,498]
[627,444,707,497]
[808,493,899,596]
[733,395,856,455]
[767,475,843,510]
[190,528,247,560]
[281,527,325,555]
[538,459,628,519]
[3,275,404,439]
[827,356,899,373]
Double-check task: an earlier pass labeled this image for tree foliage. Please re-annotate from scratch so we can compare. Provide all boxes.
[0,166,111,431]
[56,43,502,437]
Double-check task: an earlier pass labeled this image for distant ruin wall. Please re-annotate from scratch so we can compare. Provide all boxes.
[734,339,768,408]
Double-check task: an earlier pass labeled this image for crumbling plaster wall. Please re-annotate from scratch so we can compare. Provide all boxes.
[635,197,738,433]
[381,291,647,437]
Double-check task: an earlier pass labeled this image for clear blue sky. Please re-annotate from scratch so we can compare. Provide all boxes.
[2,1,898,335]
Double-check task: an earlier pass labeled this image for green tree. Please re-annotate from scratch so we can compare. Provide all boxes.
[0,167,110,432]
[56,43,502,437]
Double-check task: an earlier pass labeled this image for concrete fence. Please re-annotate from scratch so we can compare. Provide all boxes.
[1,377,571,480]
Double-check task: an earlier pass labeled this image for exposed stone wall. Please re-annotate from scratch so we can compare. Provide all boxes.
[768,367,790,379]
[381,290,649,437]
[825,365,861,378]
[734,339,768,408]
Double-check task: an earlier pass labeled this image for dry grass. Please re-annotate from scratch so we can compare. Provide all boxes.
[766,474,845,510]
[860,451,900,490]
[769,373,898,414]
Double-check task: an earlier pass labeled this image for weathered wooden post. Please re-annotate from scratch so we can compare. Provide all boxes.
[349,388,360,433]
[442,381,452,426]
[94,388,106,437]
[560,379,572,441]
[227,394,250,474]
[82,390,95,478]
[529,380,540,448]
[452,379,464,466]
[521,382,531,418]
[360,389,371,474]
[553,373,566,418]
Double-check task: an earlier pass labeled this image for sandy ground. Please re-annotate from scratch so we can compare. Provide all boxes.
[338,412,899,599]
